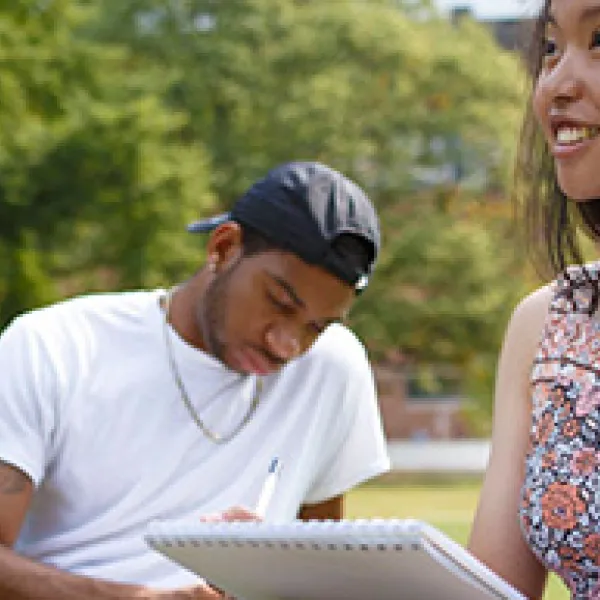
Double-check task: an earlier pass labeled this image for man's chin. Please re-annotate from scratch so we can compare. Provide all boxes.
[227,347,285,376]
[212,347,250,376]
[203,340,238,373]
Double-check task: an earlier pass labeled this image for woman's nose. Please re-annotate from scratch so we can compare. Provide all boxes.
[265,324,301,361]
[543,50,585,106]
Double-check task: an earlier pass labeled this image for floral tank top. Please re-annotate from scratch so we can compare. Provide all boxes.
[520,263,600,599]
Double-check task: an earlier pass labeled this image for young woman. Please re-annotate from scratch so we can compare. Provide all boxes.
[468,1,600,598]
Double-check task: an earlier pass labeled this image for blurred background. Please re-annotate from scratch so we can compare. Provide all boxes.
[0,0,566,597]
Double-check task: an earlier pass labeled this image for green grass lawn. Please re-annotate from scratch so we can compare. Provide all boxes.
[346,478,569,600]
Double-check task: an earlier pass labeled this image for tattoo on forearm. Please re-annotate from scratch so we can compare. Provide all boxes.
[0,462,26,495]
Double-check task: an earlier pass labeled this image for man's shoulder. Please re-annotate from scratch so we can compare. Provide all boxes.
[313,322,366,351]
[10,289,161,340]
[298,323,371,372]
[24,289,158,319]
[63,288,158,309]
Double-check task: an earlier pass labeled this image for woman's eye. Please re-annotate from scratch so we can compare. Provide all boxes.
[592,30,600,48]
[543,37,557,57]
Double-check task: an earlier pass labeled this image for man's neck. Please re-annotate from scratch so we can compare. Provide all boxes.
[164,281,208,352]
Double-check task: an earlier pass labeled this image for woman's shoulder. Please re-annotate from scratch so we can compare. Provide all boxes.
[511,284,554,324]
[502,285,555,359]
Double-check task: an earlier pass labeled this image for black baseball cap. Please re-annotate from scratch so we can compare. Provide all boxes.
[187,161,380,293]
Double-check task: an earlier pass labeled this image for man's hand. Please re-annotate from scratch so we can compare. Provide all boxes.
[199,506,262,523]
[156,581,231,599]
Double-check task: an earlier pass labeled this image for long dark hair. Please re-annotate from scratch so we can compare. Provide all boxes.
[515,0,600,280]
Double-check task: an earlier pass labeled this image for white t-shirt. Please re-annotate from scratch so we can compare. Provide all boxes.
[0,290,389,588]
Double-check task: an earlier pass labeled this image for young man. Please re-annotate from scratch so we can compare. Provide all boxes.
[0,161,389,599]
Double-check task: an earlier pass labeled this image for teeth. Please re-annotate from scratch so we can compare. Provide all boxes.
[556,126,599,144]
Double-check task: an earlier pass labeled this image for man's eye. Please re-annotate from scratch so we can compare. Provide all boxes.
[267,292,293,312]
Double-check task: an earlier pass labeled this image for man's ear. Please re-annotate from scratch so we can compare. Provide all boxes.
[206,221,244,270]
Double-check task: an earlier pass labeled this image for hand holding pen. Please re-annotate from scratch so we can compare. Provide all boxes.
[198,457,283,523]
[255,457,282,518]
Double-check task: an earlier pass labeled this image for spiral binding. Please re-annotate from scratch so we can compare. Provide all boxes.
[145,519,424,553]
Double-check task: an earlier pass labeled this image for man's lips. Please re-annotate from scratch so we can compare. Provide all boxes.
[233,347,282,375]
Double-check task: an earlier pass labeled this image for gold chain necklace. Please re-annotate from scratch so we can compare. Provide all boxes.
[161,290,262,444]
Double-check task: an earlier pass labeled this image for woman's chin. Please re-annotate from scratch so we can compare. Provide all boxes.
[558,179,600,203]
[568,195,600,203]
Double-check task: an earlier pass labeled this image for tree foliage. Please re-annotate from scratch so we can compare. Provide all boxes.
[92,0,523,201]
[0,0,215,325]
[90,0,526,414]
[0,0,529,419]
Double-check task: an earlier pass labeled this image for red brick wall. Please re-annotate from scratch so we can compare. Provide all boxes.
[374,363,471,440]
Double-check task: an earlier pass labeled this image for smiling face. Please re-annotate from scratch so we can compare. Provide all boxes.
[533,0,600,200]
[194,224,355,376]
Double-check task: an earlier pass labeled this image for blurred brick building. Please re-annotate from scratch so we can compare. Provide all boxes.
[374,359,472,441]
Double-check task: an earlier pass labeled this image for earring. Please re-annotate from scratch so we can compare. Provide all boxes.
[207,253,218,273]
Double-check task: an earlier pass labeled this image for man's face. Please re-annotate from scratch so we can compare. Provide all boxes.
[196,250,355,375]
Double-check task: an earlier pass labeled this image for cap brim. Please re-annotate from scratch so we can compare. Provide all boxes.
[187,213,231,233]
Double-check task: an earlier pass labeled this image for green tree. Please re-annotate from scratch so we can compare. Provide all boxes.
[91,0,526,417]
[2,0,528,419]
[354,193,527,426]
[90,1,521,197]
[0,0,215,327]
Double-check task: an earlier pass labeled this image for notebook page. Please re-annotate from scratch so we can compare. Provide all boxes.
[145,519,524,600]
[420,523,526,600]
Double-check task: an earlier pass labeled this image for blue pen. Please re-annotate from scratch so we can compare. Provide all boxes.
[255,458,283,517]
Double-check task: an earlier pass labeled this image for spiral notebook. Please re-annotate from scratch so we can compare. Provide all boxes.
[145,518,525,600]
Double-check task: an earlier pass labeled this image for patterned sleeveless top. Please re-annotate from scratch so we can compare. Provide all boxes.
[520,263,600,599]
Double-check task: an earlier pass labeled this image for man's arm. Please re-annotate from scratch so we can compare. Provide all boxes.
[0,461,32,546]
[0,462,222,600]
[298,494,344,521]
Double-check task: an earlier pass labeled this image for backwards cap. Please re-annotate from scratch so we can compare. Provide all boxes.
[188,161,380,293]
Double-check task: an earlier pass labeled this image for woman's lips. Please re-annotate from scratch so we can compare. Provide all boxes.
[551,136,596,159]
[549,120,600,158]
